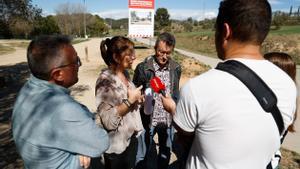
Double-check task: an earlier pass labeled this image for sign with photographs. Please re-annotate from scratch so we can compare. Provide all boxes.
[128,0,154,37]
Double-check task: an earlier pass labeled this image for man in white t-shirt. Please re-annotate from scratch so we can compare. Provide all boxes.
[173,0,297,169]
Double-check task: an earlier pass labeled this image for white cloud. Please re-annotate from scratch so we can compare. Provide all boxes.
[169,9,217,21]
[268,0,283,5]
[94,9,217,21]
[94,9,128,19]
[42,10,55,17]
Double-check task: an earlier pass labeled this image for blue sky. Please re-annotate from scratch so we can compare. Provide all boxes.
[32,0,300,20]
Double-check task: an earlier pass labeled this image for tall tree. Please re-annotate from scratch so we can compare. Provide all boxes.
[31,16,61,36]
[87,15,109,37]
[0,0,42,38]
[154,8,171,31]
[187,17,193,24]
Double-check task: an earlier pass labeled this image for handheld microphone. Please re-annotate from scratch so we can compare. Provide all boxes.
[150,76,166,96]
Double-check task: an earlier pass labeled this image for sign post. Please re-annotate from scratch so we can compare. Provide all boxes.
[128,0,155,38]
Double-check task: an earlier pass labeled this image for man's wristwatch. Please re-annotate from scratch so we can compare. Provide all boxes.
[122,99,132,108]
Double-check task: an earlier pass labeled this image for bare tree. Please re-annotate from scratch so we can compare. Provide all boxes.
[72,4,85,37]
[9,17,33,38]
[55,3,71,35]
[55,2,85,37]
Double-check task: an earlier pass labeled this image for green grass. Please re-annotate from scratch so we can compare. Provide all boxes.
[108,29,128,37]
[175,30,214,37]
[0,44,16,55]
[270,25,300,35]
[174,25,300,64]
[174,30,217,58]
[176,25,300,36]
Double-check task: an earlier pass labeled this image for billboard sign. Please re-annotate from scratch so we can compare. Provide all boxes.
[128,0,155,37]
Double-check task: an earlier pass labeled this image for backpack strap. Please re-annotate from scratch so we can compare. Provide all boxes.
[215,60,284,135]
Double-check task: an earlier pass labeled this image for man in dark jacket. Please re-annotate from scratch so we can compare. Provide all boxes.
[133,32,181,169]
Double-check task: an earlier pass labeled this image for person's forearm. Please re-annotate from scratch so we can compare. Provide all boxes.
[169,104,176,116]
[161,95,176,115]
[165,105,176,116]
[117,101,132,116]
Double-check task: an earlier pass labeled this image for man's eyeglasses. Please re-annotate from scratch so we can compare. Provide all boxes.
[157,50,172,56]
[58,56,81,68]
[50,56,82,72]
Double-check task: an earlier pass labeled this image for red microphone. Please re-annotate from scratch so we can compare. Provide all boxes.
[150,76,166,96]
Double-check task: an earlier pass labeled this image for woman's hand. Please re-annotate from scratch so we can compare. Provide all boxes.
[160,94,176,115]
[127,85,143,104]
[137,94,145,104]
[118,86,143,116]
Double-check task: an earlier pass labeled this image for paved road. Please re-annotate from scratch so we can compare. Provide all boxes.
[174,48,219,68]
[136,37,300,154]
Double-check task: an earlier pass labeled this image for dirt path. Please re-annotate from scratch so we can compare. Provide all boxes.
[70,38,105,111]
[0,38,105,111]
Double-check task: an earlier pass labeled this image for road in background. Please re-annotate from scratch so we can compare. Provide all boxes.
[135,37,220,68]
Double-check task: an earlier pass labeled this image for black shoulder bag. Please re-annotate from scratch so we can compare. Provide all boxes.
[215,60,285,169]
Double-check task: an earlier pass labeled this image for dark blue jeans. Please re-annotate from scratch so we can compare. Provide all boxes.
[136,125,174,169]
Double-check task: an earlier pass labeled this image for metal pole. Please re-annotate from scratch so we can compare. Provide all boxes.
[83,0,87,39]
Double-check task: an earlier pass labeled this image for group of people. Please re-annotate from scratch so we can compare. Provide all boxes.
[12,0,298,169]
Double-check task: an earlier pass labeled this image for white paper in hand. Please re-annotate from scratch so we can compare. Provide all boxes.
[144,88,153,115]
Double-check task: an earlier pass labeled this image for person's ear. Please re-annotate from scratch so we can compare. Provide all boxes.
[223,23,232,40]
[50,69,64,82]
[223,23,232,48]
[112,54,120,64]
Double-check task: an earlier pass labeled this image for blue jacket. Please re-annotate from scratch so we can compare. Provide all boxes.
[12,75,109,169]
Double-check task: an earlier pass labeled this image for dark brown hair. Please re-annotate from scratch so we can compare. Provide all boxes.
[154,32,176,50]
[100,36,134,67]
[216,0,271,45]
[27,35,71,80]
[264,52,297,132]
[264,52,296,81]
